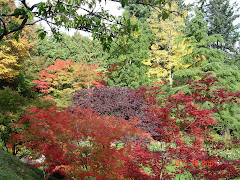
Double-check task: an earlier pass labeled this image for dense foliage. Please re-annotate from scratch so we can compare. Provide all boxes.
[143,2,190,86]
[198,0,240,53]
[0,87,54,151]
[131,77,240,179]
[105,13,154,88]
[1,0,240,179]
[33,59,105,107]
[72,86,159,138]
[10,75,240,179]
[0,148,42,180]
[0,0,171,50]
[35,32,107,64]
[12,106,151,179]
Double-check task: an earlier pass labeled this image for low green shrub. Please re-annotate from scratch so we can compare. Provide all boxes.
[0,148,43,180]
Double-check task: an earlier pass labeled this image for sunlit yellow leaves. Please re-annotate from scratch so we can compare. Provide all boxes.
[134,31,139,38]
[0,0,37,81]
[0,51,19,80]
[142,59,152,66]
[0,36,34,81]
[0,29,36,81]
[145,2,190,84]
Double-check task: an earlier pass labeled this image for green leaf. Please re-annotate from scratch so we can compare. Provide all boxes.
[26,11,34,21]
[38,31,47,40]
[168,2,172,8]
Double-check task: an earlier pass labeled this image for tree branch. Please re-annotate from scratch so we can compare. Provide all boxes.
[0,17,7,33]
[0,17,28,40]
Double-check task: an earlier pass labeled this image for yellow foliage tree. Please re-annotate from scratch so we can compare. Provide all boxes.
[143,2,191,87]
[0,0,36,81]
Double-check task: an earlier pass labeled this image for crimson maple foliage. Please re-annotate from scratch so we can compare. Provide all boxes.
[133,74,240,179]
[12,106,152,179]
[11,74,240,179]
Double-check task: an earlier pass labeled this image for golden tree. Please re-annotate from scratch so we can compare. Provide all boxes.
[0,0,36,81]
[143,2,191,87]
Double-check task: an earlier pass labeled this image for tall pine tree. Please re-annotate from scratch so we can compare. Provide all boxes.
[197,0,240,53]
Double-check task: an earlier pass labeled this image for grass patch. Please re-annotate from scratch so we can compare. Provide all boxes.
[0,148,43,180]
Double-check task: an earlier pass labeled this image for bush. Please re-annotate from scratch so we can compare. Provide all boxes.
[12,106,151,179]
[72,86,159,138]
[0,87,55,152]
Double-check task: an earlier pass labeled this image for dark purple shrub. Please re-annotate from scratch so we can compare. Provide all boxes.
[72,87,159,138]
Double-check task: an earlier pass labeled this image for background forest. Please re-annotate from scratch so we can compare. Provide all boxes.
[0,0,240,179]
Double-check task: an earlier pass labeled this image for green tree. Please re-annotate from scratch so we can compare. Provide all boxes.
[35,32,107,64]
[170,8,240,140]
[105,13,154,89]
[0,87,54,152]
[173,8,226,83]
[126,3,153,21]
[197,0,240,53]
[0,0,172,49]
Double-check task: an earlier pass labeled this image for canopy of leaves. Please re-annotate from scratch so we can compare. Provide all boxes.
[197,0,240,53]
[0,87,54,152]
[0,0,37,81]
[125,4,153,21]
[35,32,107,64]
[12,106,151,179]
[0,26,37,81]
[10,75,240,179]
[105,13,154,89]
[143,2,190,85]
[0,0,172,50]
[134,79,240,179]
[72,86,159,138]
[33,59,105,107]
[179,8,225,69]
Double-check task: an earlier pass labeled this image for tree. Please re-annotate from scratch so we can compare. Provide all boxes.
[0,0,37,81]
[12,106,151,179]
[126,3,153,22]
[33,59,105,107]
[172,8,240,90]
[173,8,227,84]
[0,87,54,153]
[132,77,240,179]
[35,32,107,64]
[72,86,159,138]
[11,75,240,179]
[171,8,240,139]
[181,8,225,66]
[105,13,154,89]
[143,2,190,87]
[197,0,240,53]
[0,0,173,49]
